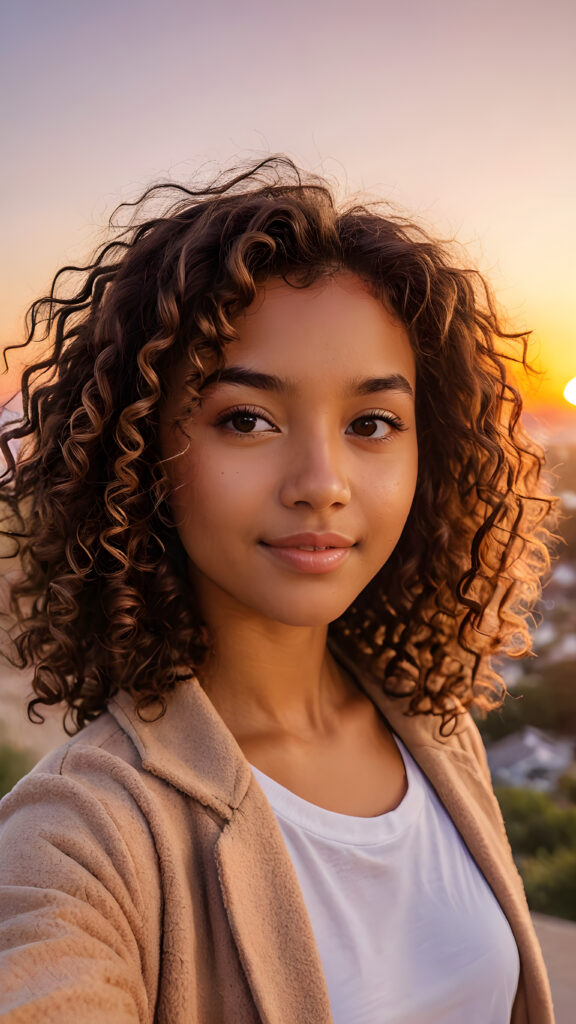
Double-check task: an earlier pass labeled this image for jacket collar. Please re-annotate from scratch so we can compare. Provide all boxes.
[109,676,253,820]
[327,640,472,750]
[108,643,474,817]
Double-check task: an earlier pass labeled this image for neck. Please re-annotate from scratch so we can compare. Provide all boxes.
[196,614,358,742]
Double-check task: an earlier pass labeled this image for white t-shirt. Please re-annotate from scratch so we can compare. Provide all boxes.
[250,734,520,1024]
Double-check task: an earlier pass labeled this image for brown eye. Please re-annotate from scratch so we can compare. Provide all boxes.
[216,406,278,434]
[352,417,381,437]
[231,412,258,433]
[346,413,404,440]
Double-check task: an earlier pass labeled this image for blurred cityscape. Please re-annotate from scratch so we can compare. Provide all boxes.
[476,438,576,923]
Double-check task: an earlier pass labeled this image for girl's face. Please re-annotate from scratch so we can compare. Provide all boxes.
[159,272,418,630]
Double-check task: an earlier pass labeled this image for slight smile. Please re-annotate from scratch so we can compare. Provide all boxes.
[259,533,357,574]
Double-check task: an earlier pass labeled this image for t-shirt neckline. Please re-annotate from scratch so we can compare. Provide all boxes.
[249,735,425,847]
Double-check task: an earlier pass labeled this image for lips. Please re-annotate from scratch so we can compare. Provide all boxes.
[259,536,355,574]
[261,532,356,549]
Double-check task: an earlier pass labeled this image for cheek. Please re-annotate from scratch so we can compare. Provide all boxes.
[168,455,216,529]
[368,454,418,543]
[166,447,260,546]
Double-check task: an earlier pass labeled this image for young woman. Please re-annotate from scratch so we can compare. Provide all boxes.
[0,157,556,1022]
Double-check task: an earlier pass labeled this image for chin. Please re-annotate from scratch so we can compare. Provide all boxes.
[258,598,354,629]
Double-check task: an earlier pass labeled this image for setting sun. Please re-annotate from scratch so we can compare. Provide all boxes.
[564,377,576,407]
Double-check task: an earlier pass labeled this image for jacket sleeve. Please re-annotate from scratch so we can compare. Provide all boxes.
[0,756,160,1023]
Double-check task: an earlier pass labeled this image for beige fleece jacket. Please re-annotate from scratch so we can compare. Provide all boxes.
[0,655,554,1023]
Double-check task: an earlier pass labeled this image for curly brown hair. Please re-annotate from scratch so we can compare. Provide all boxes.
[0,156,556,736]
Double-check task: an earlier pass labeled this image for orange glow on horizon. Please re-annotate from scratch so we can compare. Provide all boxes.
[1,311,574,423]
[1,348,574,414]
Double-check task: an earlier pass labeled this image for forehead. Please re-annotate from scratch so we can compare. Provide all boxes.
[227,272,415,386]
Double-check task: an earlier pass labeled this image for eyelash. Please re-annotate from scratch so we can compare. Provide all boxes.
[214,404,407,441]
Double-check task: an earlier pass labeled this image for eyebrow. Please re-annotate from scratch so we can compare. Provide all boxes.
[200,366,414,399]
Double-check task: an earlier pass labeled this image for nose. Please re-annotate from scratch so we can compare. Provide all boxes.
[278,431,351,510]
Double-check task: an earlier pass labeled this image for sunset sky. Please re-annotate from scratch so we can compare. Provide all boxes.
[1,0,575,437]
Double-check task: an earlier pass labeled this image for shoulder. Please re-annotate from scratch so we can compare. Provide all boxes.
[30,711,141,777]
[0,694,235,867]
[0,706,203,891]
[0,716,164,1019]
[377,689,493,786]
[449,711,492,783]
[1,713,146,826]
[0,713,158,874]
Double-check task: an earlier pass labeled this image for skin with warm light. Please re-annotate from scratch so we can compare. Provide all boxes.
[159,273,418,743]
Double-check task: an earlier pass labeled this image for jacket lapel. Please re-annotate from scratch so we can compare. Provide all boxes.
[111,682,334,1023]
[216,781,334,1024]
